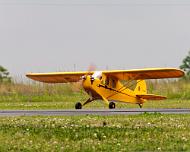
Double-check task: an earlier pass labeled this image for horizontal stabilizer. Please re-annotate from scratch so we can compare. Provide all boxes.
[136,94,167,100]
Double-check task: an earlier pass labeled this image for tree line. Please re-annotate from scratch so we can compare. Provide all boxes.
[0,65,11,83]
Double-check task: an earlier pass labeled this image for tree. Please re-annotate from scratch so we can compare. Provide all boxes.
[0,65,11,83]
[180,51,190,76]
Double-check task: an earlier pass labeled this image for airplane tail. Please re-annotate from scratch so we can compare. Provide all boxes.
[134,80,147,94]
[134,80,166,100]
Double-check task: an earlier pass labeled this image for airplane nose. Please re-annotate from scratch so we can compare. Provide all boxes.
[81,75,86,80]
[90,75,95,81]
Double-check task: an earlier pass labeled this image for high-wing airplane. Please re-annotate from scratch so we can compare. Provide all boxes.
[26,68,184,109]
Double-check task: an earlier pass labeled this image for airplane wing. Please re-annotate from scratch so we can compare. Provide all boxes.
[103,68,184,80]
[26,68,184,83]
[26,71,91,83]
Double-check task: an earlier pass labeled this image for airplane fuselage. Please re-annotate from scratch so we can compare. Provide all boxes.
[82,75,144,105]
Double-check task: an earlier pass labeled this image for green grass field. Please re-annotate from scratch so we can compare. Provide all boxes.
[0,79,190,151]
[0,114,190,151]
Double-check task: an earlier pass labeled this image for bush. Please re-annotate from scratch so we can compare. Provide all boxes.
[0,65,11,83]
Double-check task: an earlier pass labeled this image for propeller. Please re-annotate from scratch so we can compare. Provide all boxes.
[87,64,96,73]
[71,64,97,92]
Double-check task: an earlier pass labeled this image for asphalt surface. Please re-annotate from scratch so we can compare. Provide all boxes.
[0,109,190,116]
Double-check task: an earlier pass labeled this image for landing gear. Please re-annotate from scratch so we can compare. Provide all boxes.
[139,104,143,108]
[109,102,116,109]
[75,98,94,109]
[75,102,82,109]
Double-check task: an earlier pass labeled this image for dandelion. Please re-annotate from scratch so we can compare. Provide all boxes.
[93,133,97,138]
[182,137,187,141]
[103,135,106,139]
[117,143,121,146]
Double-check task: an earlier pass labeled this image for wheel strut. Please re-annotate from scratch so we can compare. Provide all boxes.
[75,98,94,109]
[139,104,143,108]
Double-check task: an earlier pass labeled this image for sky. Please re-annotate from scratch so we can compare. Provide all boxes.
[0,0,190,78]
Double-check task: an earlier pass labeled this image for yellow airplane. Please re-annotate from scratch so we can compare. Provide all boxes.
[26,68,184,109]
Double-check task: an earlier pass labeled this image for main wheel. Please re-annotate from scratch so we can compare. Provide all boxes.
[109,102,116,109]
[75,102,82,109]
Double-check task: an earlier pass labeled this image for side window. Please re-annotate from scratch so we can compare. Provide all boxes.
[105,77,109,86]
[111,79,116,88]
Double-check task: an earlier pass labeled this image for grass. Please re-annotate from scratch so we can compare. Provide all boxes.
[147,79,190,99]
[0,99,189,110]
[0,79,190,109]
[0,114,190,151]
[0,79,189,151]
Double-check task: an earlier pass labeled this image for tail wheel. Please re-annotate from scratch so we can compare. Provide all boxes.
[75,102,82,109]
[109,102,116,109]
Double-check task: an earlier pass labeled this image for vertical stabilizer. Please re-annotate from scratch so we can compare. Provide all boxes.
[134,80,147,94]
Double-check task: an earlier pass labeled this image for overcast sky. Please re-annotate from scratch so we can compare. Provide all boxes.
[0,0,190,77]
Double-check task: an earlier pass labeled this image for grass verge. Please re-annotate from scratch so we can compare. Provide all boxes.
[0,99,189,110]
[0,114,190,151]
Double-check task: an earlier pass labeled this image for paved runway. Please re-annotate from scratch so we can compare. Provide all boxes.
[0,109,190,116]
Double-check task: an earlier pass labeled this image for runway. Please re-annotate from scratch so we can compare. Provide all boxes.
[0,109,190,116]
